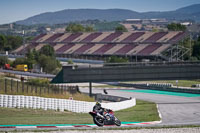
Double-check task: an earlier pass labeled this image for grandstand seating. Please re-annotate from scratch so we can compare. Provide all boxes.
[31,34,46,42]
[62,33,83,42]
[53,44,65,51]
[151,44,172,55]
[115,44,137,55]
[127,44,149,55]
[135,32,154,42]
[73,44,94,54]
[169,32,185,42]
[35,43,46,50]
[137,44,162,55]
[105,44,125,55]
[54,33,71,42]
[81,33,102,42]
[44,33,64,42]
[115,32,132,42]
[144,32,168,42]
[92,44,115,55]
[100,32,123,42]
[84,44,104,54]
[121,32,145,42]
[66,44,84,54]
[56,43,75,53]
[18,43,38,54]
[37,34,53,42]
[13,31,187,60]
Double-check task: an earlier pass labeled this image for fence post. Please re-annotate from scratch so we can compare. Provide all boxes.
[26,84,29,94]
[31,84,33,94]
[61,85,64,94]
[40,86,42,95]
[44,85,46,94]
[11,79,13,93]
[35,86,37,94]
[5,78,7,94]
[48,84,50,94]
[22,81,24,93]
[17,80,19,93]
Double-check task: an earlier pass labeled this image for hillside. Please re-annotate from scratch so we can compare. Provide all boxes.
[16,4,200,25]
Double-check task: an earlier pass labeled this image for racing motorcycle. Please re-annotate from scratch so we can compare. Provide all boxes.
[89,109,121,127]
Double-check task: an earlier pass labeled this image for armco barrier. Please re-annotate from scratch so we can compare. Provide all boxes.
[0,94,136,113]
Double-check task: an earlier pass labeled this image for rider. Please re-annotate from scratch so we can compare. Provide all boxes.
[93,102,106,118]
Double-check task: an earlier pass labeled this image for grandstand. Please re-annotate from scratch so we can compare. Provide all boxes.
[13,31,187,62]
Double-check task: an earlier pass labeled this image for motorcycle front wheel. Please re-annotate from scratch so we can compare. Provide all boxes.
[114,116,121,126]
[93,116,104,127]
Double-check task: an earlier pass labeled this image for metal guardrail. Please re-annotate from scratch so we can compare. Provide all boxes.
[103,61,200,68]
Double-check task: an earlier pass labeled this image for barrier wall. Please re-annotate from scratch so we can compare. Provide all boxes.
[0,94,136,113]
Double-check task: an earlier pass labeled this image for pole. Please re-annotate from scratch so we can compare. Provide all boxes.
[190,33,192,58]
[5,79,7,94]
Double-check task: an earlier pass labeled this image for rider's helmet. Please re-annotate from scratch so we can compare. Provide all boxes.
[96,102,101,107]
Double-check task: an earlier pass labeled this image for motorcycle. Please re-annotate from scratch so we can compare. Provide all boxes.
[89,109,121,127]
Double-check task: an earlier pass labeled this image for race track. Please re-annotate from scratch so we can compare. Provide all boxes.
[80,87,200,126]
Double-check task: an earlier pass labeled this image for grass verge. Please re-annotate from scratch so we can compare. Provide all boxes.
[0,100,160,125]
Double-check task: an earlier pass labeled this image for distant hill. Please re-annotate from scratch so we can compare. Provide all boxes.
[16,4,200,25]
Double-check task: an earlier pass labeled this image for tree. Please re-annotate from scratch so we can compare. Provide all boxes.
[179,37,194,60]
[12,58,26,67]
[38,54,61,74]
[85,25,95,32]
[115,25,128,32]
[0,56,9,67]
[39,45,55,57]
[192,37,200,60]
[6,36,23,50]
[65,23,85,33]
[0,34,7,51]
[167,23,186,31]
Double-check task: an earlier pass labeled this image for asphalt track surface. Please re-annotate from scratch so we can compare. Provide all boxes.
[80,87,200,126]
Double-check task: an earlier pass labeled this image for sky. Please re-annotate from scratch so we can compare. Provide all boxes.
[0,0,200,24]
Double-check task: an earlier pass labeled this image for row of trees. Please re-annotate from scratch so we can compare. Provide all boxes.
[0,45,61,74]
[0,34,23,51]
[65,23,128,33]
[167,23,187,31]
[192,36,200,60]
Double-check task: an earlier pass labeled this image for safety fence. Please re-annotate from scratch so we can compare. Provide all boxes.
[0,78,79,96]
[0,94,136,113]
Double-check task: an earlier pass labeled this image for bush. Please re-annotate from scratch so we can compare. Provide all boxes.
[38,55,61,74]
[107,56,129,63]
[67,59,73,64]
[0,56,9,68]
[27,78,50,86]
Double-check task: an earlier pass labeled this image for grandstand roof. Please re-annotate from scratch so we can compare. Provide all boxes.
[30,31,186,44]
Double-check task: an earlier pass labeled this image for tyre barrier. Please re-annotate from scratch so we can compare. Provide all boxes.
[147,83,173,88]
[0,94,136,113]
[192,84,200,88]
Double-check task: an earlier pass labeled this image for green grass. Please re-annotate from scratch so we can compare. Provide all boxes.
[124,80,200,87]
[0,100,160,125]
[115,100,160,122]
